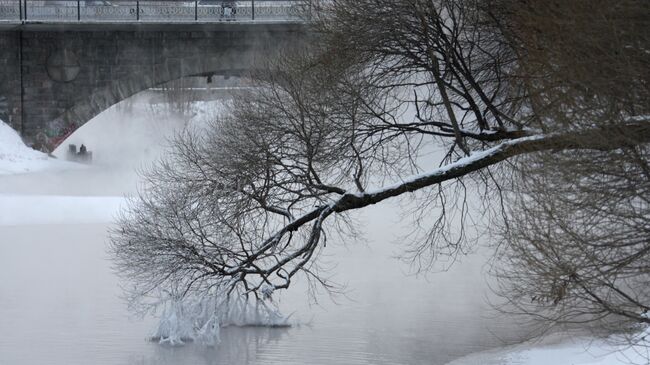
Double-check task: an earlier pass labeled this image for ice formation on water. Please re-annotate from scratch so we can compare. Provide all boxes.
[149,293,290,346]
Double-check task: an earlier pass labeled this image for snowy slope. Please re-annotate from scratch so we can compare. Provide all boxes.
[446,327,650,365]
[0,119,81,175]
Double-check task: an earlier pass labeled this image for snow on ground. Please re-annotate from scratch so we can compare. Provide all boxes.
[0,118,121,225]
[0,119,83,175]
[0,194,125,226]
[0,99,224,225]
[446,327,650,365]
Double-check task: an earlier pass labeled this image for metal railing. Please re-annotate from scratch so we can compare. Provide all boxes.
[0,1,308,23]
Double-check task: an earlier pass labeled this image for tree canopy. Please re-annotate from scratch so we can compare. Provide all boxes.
[110,0,650,339]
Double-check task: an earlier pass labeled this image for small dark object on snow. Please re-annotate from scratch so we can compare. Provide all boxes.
[66,143,93,164]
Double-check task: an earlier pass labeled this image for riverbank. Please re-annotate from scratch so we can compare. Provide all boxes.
[0,119,82,175]
[447,326,649,365]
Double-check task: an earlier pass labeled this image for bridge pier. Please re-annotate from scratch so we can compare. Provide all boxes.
[0,32,22,136]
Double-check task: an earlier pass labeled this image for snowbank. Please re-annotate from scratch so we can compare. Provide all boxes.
[446,327,650,365]
[0,119,81,175]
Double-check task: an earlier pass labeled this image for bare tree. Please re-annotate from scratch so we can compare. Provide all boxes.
[110,0,650,338]
[493,147,650,333]
[488,0,650,342]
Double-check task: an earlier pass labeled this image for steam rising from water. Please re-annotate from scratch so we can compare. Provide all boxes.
[0,92,222,197]
[54,92,221,172]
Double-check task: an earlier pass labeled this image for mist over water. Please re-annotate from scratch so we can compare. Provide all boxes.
[0,92,527,364]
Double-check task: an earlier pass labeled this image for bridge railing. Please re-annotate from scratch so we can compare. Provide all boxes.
[0,0,309,23]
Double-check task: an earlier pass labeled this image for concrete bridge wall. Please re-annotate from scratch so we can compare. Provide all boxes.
[0,32,22,135]
[0,24,304,151]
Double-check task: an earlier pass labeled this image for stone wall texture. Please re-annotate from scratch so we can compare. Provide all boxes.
[0,32,21,133]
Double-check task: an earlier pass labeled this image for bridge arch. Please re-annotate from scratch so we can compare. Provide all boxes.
[0,23,305,151]
[45,46,264,151]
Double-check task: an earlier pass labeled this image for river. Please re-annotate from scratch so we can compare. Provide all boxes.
[0,101,526,365]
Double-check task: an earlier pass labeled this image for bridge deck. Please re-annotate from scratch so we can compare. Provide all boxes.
[0,1,308,27]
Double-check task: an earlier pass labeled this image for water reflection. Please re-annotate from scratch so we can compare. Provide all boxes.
[0,212,526,365]
[130,327,291,365]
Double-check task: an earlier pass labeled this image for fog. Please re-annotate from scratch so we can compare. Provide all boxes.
[0,91,528,365]
[1,92,219,196]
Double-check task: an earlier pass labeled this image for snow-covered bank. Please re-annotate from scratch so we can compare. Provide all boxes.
[0,194,125,226]
[446,327,650,365]
[0,119,82,175]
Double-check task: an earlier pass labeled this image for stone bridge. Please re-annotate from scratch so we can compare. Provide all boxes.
[0,1,309,151]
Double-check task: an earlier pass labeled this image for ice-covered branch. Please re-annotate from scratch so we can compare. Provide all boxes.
[329,121,650,213]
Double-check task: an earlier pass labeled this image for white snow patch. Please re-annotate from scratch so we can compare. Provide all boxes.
[446,326,650,365]
[0,119,82,175]
[0,194,125,226]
